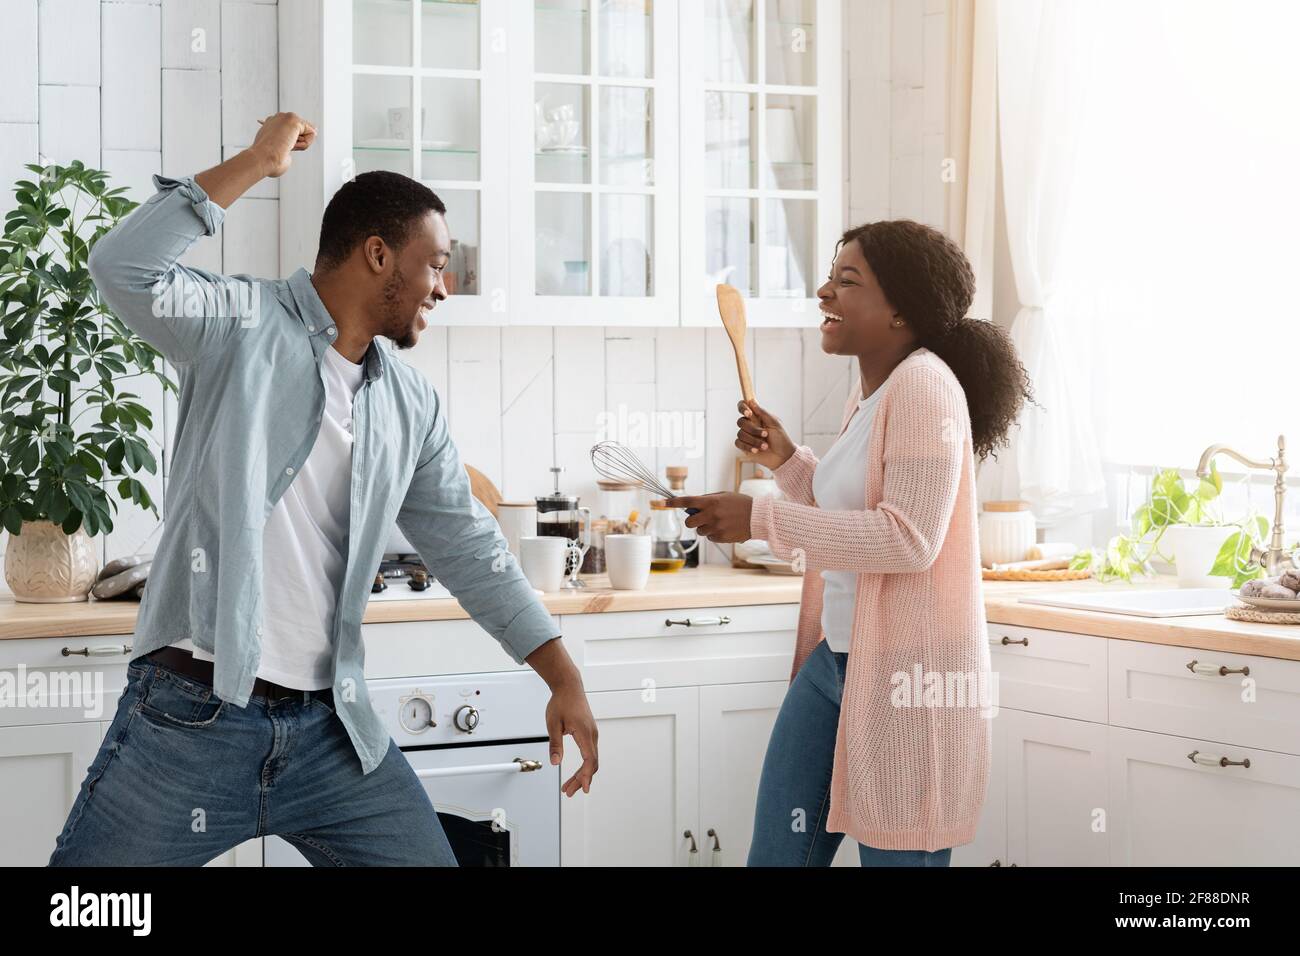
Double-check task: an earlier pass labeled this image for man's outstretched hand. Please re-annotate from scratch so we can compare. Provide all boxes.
[546,681,600,797]
[526,637,599,797]
[251,112,317,178]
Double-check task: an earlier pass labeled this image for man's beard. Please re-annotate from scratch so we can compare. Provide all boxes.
[380,270,419,350]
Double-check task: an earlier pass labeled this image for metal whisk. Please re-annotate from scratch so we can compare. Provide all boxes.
[590,441,698,513]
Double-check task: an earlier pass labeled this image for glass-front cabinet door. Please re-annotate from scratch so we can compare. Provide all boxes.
[346,0,508,324]
[679,0,841,326]
[509,0,679,325]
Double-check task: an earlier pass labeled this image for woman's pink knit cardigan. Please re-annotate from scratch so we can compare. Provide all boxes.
[748,347,991,852]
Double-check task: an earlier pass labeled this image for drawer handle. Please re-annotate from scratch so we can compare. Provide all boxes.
[665,616,731,628]
[1186,659,1250,677]
[62,643,133,658]
[1187,750,1251,769]
[993,635,1029,647]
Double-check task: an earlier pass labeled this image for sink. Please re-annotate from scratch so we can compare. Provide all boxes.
[1016,588,1235,618]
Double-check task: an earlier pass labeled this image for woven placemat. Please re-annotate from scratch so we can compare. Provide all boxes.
[1225,603,1300,625]
[981,568,1093,582]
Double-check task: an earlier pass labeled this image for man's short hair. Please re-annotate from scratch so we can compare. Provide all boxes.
[316,171,446,270]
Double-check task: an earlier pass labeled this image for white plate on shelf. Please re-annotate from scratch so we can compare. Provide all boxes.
[1232,589,1300,611]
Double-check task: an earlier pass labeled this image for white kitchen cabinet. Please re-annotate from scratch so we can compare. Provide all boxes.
[698,680,786,866]
[951,707,1008,867]
[0,635,132,728]
[678,0,842,327]
[0,721,102,866]
[559,686,700,867]
[1107,725,1300,866]
[559,602,798,692]
[279,0,844,327]
[1108,639,1300,756]
[508,0,680,325]
[282,0,511,326]
[987,624,1108,723]
[1004,710,1109,866]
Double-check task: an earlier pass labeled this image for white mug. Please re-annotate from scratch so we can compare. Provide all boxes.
[519,536,578,593]
[605,534,651,590]
[496,503,537,559]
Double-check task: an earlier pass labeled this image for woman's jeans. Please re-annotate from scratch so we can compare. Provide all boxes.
[748,640,953,867]
[47,653,456,866]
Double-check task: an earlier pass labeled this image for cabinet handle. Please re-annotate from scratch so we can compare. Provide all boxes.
[683,830,701,867]
[665,616,731,628]
[1186,659,1250,677]
[707,827,723,866]
[992,635,1029,647]
[1187,750,1251,769]
[62,643,133,658]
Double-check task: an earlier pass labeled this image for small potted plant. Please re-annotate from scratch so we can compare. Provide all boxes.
[0,161,174,602]
[1071,462,1273,588]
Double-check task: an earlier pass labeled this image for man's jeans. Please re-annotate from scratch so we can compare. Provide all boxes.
[748,640,953,867]
[48,654,456,866]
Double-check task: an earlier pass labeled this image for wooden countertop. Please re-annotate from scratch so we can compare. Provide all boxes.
[5,566,1300,662]
[983,576,1300,662]
[0,565,804,641]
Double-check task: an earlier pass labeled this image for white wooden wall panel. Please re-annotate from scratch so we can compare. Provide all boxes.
[102,1,162,151]
[39,0,101,87]
[220,1,278,148]
[222,195,279,276]
[0,124,39,218]
[38,85,100,166]
[161,0,221,70]
[101,148,162,202]
[0,1,39,124]
[161,68,221,177]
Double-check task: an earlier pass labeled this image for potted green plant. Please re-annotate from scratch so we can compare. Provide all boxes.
[1070,462,1274,588]
[0,161,174,602]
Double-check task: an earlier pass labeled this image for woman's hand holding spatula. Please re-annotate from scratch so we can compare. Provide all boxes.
[735,399,795,470]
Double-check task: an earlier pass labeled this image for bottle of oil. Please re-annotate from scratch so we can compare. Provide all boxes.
[664,466,699,568]
[650,500,697,572]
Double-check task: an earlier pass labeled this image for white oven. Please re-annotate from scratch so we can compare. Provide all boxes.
[264,670,559,867]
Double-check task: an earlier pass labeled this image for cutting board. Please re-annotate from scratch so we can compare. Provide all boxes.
[466,464,502,519]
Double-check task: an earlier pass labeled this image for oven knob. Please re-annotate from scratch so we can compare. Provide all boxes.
[399,695,436,733]
[453,704,480,733]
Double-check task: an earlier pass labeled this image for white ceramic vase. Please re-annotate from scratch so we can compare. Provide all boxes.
[1161,524,1235,588]
[3,520,99,603]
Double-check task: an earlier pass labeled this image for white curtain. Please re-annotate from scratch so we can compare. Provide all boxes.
[975,0,1106,523]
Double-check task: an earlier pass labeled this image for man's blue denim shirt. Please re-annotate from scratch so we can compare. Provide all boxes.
[87,174,559,774]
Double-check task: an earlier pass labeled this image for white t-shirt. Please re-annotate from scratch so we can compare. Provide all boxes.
[178,344,366,689]
[811,384,884,653]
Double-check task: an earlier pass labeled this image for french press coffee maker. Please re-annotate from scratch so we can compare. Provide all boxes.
[535,466,592,588]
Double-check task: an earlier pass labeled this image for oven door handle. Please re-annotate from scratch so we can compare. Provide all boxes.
[415,758,544,779]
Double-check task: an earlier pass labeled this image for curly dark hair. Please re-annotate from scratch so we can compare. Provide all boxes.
[840,220,1034,463]
[316,171,447,271]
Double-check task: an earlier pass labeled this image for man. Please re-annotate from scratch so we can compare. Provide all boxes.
[48,113,598,866]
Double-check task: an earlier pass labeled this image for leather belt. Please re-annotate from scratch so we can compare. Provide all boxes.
[144,645,334,706]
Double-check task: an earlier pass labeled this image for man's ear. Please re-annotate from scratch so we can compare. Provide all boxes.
[362,235,388,274]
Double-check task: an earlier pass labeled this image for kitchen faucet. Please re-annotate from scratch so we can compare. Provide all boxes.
[1195,435,1295,576]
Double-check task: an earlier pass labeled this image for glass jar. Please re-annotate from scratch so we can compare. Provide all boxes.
[649,500,698,573]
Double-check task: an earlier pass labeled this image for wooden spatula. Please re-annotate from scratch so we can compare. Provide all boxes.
[716,283,756,406]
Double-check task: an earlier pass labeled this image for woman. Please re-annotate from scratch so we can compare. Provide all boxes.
[668,221,1032,867]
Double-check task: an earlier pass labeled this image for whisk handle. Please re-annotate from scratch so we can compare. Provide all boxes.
[685,507,700,516]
